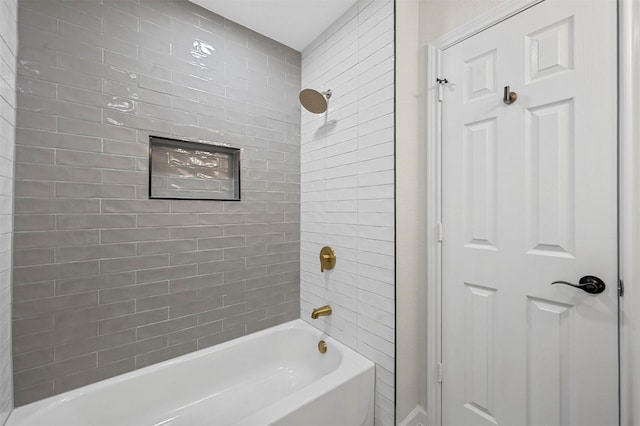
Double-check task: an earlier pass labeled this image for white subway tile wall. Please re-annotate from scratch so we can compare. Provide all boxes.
[0,0,17,421]
[13,0,300,405]
[300,1,395,425]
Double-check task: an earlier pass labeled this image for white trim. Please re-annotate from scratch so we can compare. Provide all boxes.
[398,405,428,426]
[425,43,442,426]
[431,0,544,49]
[424,0,637,424]
[619,0,640,424]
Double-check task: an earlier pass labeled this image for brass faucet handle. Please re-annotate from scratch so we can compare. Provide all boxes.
[319,246,336,272]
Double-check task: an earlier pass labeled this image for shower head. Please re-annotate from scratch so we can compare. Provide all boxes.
[299,88,332,114]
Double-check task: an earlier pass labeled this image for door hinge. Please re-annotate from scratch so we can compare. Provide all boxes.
[438,223,443,242]
[438,362,443,383]
[619,279,624,297]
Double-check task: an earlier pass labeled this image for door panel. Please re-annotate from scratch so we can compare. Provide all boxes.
[527,297,572,426]
[464,118,498,250]
[525,99,575,257]
[440,0,618,425]
[463,283,497,423]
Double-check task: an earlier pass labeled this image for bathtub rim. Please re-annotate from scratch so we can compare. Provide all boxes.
[8,318,375,425]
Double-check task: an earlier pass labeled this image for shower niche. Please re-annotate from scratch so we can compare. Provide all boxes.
[149,136,241,201]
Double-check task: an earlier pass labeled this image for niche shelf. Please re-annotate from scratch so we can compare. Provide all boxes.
[148,136,240,201]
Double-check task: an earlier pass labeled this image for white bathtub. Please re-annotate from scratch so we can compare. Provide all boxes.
[7,320,375,426]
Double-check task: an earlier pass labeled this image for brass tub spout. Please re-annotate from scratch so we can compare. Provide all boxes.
[311,305,332,319]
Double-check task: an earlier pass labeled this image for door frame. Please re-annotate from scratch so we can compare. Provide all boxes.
[424,0,640,424]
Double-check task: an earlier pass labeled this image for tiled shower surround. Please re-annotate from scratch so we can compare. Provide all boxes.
[13,0,300,405]
[1,0,17,421]
[300,0,395,424]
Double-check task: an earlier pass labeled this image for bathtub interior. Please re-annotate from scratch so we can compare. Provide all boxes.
[7,321,372,426]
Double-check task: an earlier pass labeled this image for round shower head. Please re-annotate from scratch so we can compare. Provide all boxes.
[299,88,332,114]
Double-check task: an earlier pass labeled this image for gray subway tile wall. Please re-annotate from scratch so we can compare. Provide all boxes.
[0,0,17,421]
[13,0,300,405]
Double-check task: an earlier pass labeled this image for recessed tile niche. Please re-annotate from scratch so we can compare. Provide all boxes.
[149,136,241,201]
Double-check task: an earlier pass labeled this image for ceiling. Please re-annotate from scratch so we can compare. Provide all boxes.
[189,0,360,51]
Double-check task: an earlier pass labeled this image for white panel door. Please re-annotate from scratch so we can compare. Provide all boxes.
[440,0,618,425]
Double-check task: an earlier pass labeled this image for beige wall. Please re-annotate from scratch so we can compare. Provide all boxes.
[395,0,506,422]
[395,1,422,421]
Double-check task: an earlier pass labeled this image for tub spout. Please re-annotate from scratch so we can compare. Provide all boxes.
[311,305,332,319]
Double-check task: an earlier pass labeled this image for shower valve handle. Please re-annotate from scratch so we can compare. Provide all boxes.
[550,275,606,294]
[319,246,336,272]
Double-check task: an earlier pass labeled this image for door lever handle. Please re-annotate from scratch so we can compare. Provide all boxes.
[550,275,606,294]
